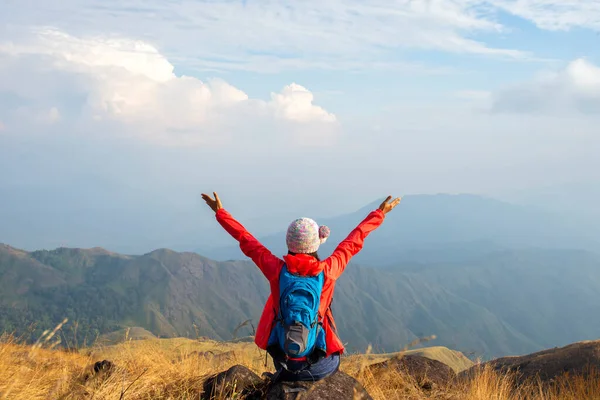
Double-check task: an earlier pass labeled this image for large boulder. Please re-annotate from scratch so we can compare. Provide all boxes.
[202,365,372,400]
[262,370,372,400]
[367,354,456,390]
[461,339,600,385]
[202,365,263,400]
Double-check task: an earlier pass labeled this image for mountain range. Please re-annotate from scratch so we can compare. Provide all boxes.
[2,241,599,360]
[201,194,600,266]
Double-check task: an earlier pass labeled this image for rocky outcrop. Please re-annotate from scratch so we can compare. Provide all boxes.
[262,370,372,400]
[461,339,600,385]
[202,365,263,400]
[367,354,456,390]
[201,365,371,400]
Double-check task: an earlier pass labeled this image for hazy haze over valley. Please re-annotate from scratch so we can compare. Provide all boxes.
[1,1,599,254]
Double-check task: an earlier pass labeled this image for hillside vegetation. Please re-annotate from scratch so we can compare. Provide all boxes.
[2,244,600,359]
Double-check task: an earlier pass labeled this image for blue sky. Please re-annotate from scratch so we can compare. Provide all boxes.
[0,0,599,252]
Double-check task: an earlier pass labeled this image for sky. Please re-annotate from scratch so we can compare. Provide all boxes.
[0,0,599,252]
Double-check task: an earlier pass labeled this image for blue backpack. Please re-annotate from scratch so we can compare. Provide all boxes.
[267,264,327,363]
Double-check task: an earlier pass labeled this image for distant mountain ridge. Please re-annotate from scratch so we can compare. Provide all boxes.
[2,243,600,359]
[201,194,599,266]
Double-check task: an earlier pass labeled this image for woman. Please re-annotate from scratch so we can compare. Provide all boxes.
[201,192,401,382]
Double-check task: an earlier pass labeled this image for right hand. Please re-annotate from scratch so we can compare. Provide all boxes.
[201,192,223,213]
[378,195,401,215]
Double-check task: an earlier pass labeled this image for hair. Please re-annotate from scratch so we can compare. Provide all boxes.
[287,251,320,261]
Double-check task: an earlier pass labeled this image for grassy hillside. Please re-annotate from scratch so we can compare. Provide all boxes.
[0,244,270,345]
[1,336,598,400]
[2,244,600,359]
[96,327,156,345]
[92,332,474,374]
[345,346,474,374]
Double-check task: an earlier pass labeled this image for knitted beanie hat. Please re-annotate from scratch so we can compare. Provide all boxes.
[286,217,330,254]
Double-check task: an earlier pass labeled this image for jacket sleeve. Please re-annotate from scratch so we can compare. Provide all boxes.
[215,209,282,281]
[325,209,385,280]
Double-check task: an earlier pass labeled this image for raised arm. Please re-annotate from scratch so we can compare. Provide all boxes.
[202,192,282,281]
[325,196,401,279]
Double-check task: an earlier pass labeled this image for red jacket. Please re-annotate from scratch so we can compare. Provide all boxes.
[215,208,385,356]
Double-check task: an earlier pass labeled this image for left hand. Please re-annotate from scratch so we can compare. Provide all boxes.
[378,195,401,215]
[201,192,223,213]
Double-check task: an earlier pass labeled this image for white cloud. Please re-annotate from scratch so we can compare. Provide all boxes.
[270,84,336,123]
[489,0,600,31]
[0,1,530,73]
[1,28,176,82]
[0,29,336,145]
[2,1,599,73]
[491,58,600,114]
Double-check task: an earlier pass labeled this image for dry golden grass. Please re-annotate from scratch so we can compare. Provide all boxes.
[356,362,600,400]
[0,331,270,400]
[1,333,599,400]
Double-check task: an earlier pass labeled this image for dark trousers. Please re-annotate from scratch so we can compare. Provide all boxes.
[272,353,341,382]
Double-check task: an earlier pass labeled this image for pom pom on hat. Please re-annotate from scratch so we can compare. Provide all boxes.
[286,218,331,254]
[319,225,330,244]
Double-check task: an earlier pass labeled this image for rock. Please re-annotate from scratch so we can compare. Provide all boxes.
[93,359,114,374]
[82,359,115,383]
[202,365,262,400]
[261,370,372,400]
[202,365,372,400]
[367,354,456,390]
[460,339,600,386]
